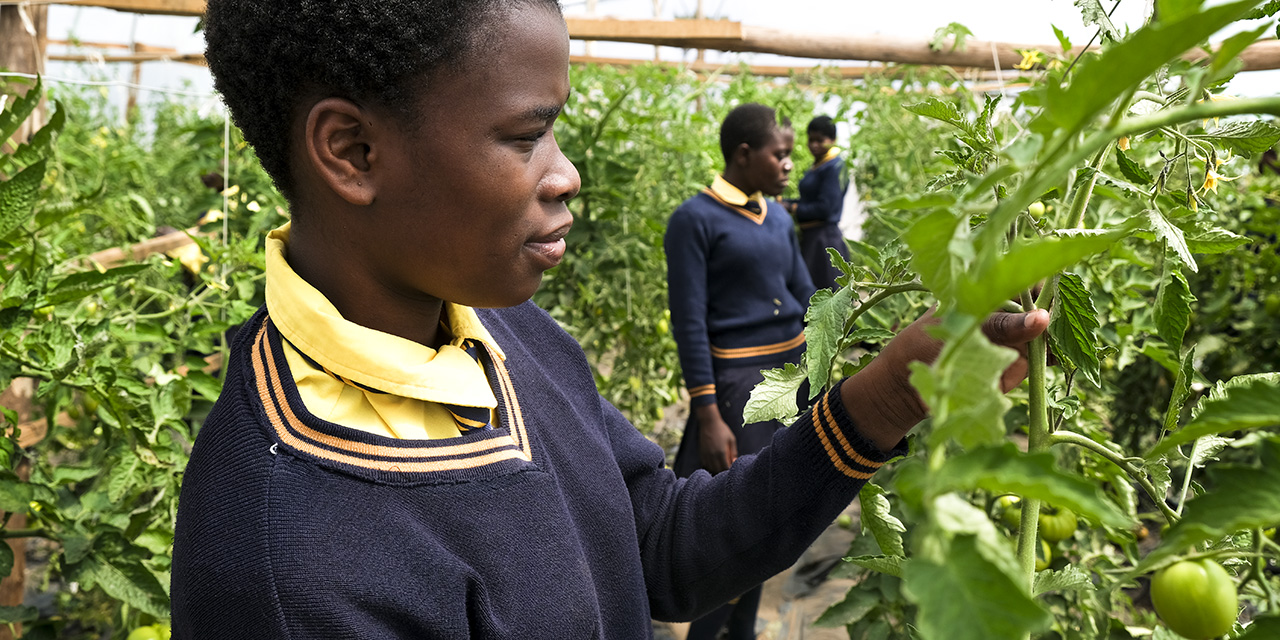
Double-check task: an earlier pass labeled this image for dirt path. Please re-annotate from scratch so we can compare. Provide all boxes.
[653,501,862,640]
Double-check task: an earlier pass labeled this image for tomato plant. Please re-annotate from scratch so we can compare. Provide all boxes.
[747,3,1280,639]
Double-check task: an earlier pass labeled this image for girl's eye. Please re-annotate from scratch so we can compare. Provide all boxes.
[517,130,549,144]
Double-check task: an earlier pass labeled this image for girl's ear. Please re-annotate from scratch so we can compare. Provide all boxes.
[731,142,753,168]
[304,97,378,206]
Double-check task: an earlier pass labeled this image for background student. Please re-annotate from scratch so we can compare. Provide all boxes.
[664,103,815,640]
[784,116,851,291]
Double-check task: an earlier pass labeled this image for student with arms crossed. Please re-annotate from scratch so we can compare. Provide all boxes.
[784,115,852,291]
[170,2,1050,638]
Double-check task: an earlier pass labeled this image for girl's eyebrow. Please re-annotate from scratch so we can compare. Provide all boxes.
[520,105,562,123]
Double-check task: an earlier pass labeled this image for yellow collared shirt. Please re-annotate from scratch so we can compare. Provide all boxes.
[265,224,502,440]
[710,174,769,213]
[814,146,841,168]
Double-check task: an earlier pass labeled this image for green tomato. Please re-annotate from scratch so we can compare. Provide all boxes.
[1035,539,1052,572]
[836,514,854,530]
[995,495,1022,528]
[1027,201,1046,219]
[126,626,163,640]
[1151,560,1238,640]
[656,318,670,334]
[33,305,54,320]
[1038,506,1077,542]
[82,394,101,414]
[1265,294,1280,318]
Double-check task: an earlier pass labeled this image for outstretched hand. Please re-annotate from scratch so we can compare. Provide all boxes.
[839,307,1051,452]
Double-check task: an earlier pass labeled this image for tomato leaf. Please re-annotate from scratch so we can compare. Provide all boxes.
[0,159,47,241]
[1156,0,1206,23]
[1192,120,1280,155]
[1033,564,1094,596]
[47,264,150,305]
[844,554,904,579]
[1238,616,1280,640]
[0,76,42,144]
[914,326,1016,450]
[804,286,855,395]
[66,552,170,619]
[1044,1,1258,133]
[0,542,12,580]
[1147,441,1280,568]
[814,583,880,628]
[1148,375,1280,457]
[1049,272,1103,387]
[1182,225,1249,254]
[1074,0,1122,41]
[1210,23,1271,74]
[742,362,805,425]
[1115,150,1154,185]
[904,536,1051,640]
[958,225,1131,317]
[0,605,38,625]
[1155,269,1196,353]
[1163,347,1197,431]
[929,443,1132,527]
[1146,209,1197,272]
[859,482,906,556]
[906,209,970,305]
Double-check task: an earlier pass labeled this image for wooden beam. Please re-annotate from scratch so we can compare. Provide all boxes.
[567,17,742,44]
[43,6,1280,72]
[86,227,206,268]
[569,55,1015,82]
[48,38,177,53]
[56,0,204,16]
[49,51,207,66]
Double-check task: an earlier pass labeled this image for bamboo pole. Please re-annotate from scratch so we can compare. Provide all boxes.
[42,3,1280,72]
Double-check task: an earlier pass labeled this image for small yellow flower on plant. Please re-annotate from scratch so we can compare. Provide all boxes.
[1117,137,1130,151]
[1013,49,1045,70]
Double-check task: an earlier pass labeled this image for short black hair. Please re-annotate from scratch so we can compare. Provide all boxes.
[204,0,562,203]
[807,116,837,141]
[719,103,786,163]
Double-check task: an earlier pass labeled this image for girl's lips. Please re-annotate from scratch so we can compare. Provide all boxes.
[525,222,572,268]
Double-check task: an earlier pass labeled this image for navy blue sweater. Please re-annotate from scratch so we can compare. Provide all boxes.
[793,156,845,226]
[170,304,901,639]
[664,190,816,407]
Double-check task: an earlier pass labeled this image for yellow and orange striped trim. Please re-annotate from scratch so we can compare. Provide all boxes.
[250,317,533,474]
[688,384,716,399]
[701,188,767,225]
[811,392,885,480]
[710,332,805,360]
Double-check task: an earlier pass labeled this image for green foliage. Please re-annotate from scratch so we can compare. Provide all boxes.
[772,4,1280,638]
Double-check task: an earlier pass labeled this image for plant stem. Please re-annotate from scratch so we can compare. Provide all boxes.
[845,282,928,331]
[1174,437,1201,517]
[1251,529,1279,611]
[0,528,49,540]
[1049,430,1179,524]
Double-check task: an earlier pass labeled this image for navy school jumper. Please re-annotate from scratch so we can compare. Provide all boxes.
[792,155,851,291]
[170,303,904,639]
[664,190,816,409]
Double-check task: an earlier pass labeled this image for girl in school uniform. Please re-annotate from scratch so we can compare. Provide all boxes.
[784,116,852,291]
[664,104,815,640]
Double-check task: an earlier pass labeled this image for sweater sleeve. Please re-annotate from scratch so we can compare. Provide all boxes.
[794,159,845,224]
[606,383,908,621]
[664,207,718,407]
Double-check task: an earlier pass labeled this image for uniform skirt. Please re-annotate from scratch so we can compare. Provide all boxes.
[799,222,851,292]
[673,359,809,478]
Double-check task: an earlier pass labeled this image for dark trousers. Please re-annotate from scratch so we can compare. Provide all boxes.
[674,360,809,639]
[799,223,851,292]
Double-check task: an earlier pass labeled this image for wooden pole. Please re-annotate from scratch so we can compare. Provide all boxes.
[583,0,597,58]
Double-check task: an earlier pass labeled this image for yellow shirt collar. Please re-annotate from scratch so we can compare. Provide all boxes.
[265,223,502,408]
[710,175,768,212]
[816,146,842,166]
